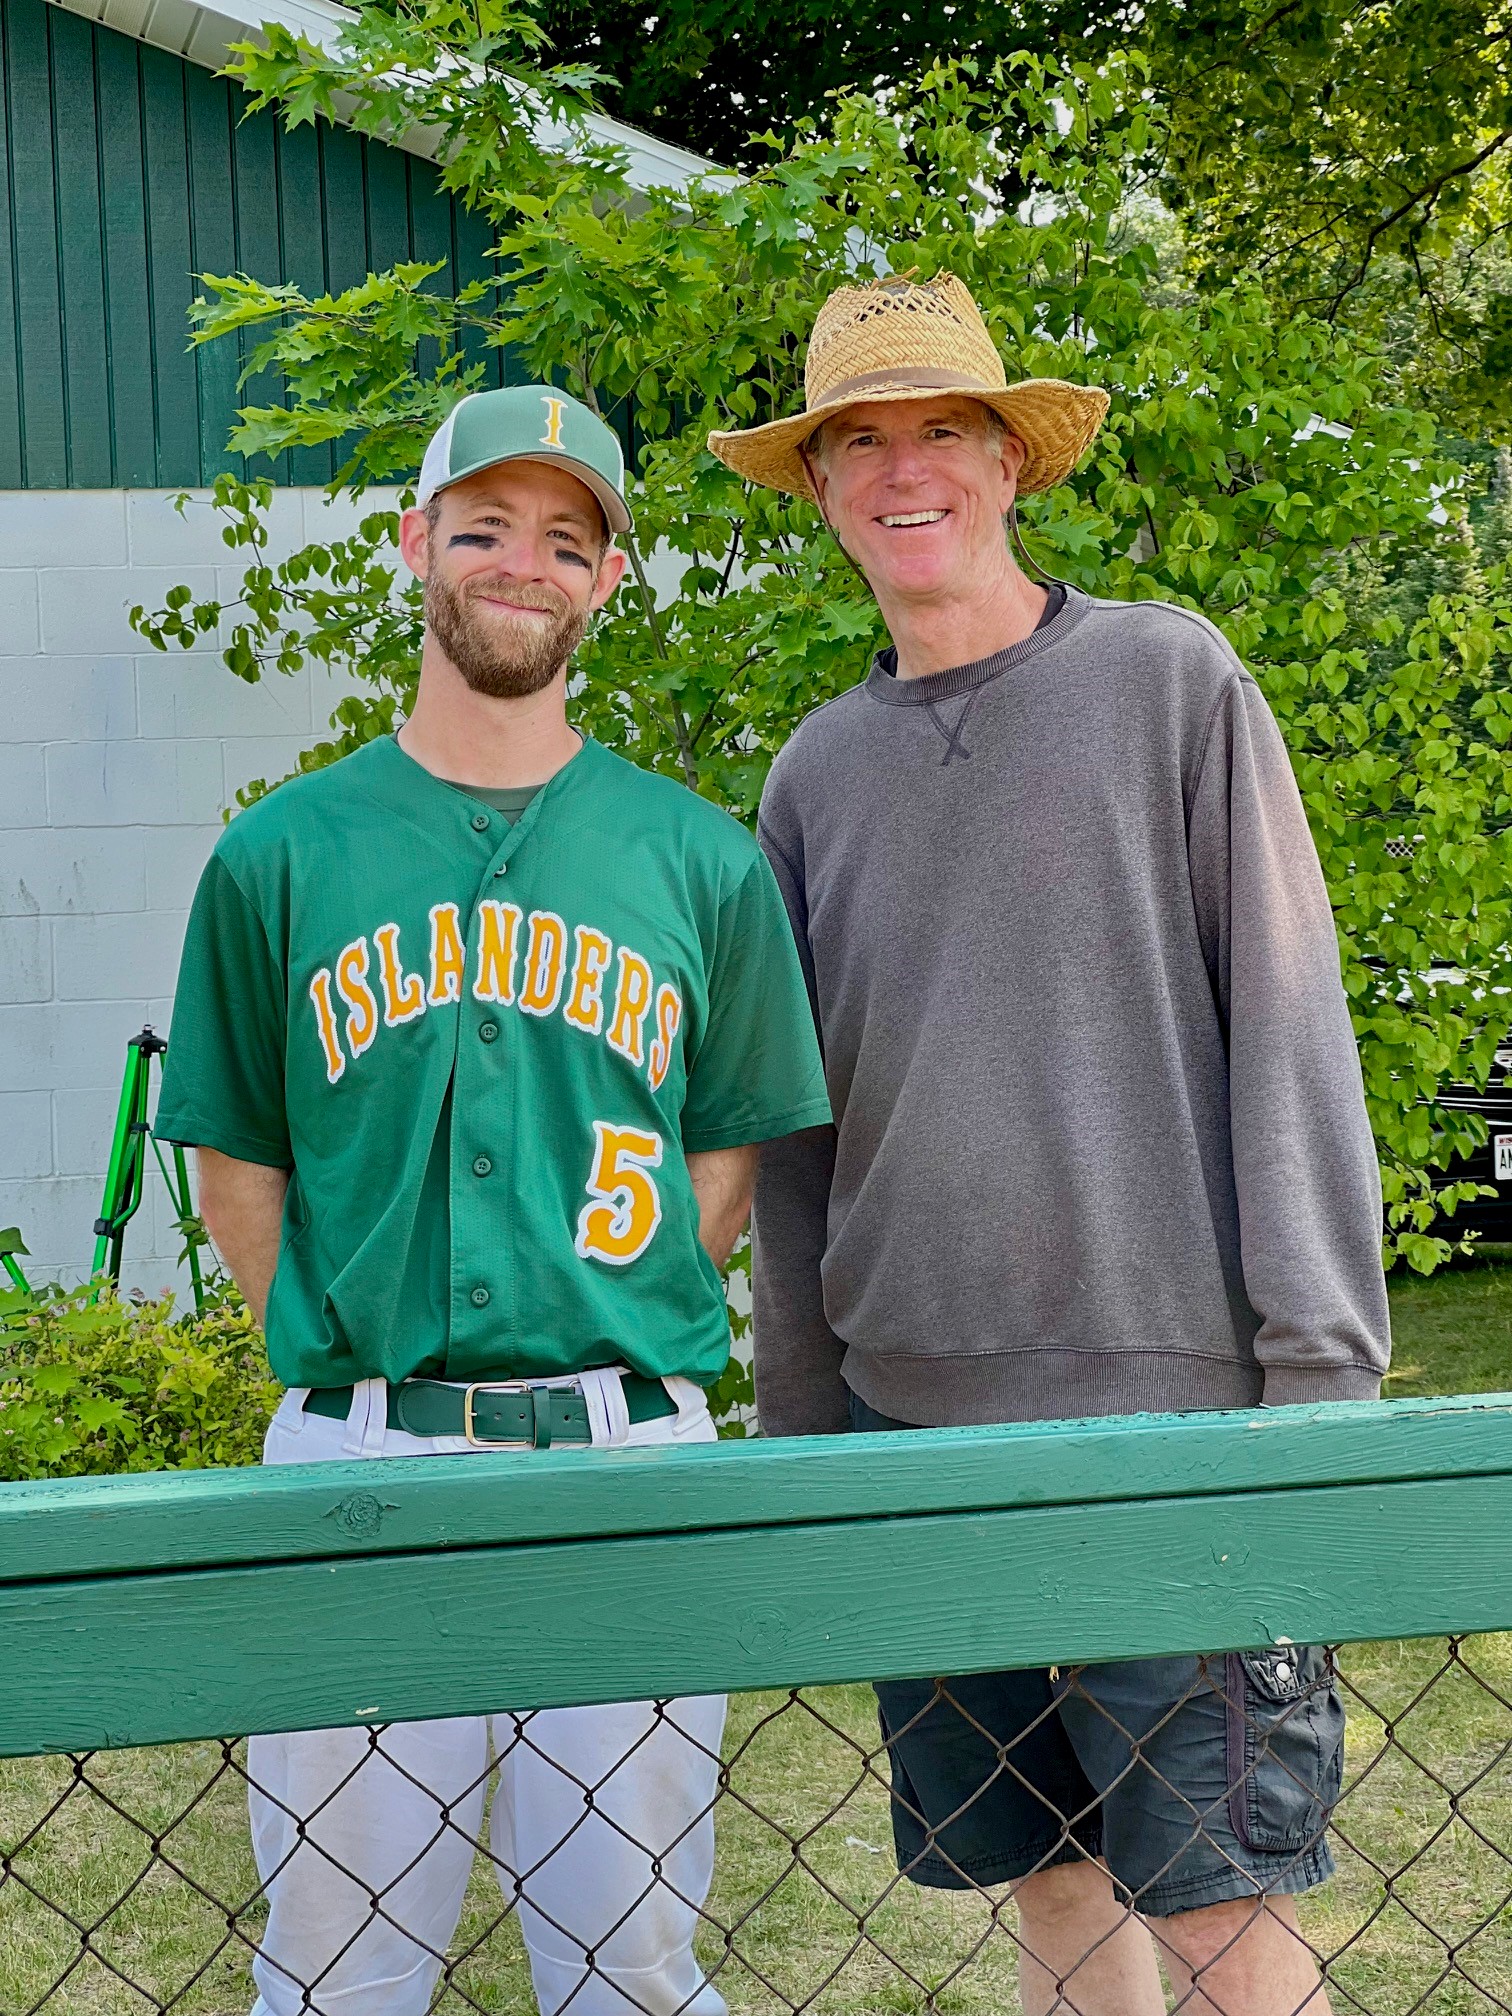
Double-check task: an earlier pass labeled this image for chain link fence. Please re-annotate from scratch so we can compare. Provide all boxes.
[3,1631,1510,2014]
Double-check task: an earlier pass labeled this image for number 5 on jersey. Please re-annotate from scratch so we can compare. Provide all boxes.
[575,1122,663,1266]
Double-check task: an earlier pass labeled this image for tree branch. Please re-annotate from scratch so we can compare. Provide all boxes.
[621,535,699,789]
[1322,128,1512,318]
[716,520,745,598]
[576,371,699,789]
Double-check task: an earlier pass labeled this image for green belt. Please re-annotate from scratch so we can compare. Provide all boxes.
[303,1374,677,1448]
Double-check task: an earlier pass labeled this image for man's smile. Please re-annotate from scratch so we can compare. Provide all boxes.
[473,590,560,618]
[878,509,950,528]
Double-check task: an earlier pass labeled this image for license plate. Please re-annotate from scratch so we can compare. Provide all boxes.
[1498,1135,1512,1182]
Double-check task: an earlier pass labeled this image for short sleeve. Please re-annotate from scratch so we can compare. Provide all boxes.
[679,853,832,1154]
[155,851,292,1167]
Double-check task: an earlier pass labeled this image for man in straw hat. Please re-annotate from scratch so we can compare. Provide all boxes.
[710,271,1389,2015]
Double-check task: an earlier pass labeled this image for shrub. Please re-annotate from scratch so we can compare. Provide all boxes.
[0,1282,279,1480]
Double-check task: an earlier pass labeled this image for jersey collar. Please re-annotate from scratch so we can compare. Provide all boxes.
[374,729,606,862]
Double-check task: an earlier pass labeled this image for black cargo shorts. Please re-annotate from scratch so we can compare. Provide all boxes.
[849,1390,1344,1918]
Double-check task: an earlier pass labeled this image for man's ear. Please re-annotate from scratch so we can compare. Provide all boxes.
[998,432,1028,509]
[398,506,432,582]
[797,443,839,537]
[590,545,629,612]
[809,460,833,526]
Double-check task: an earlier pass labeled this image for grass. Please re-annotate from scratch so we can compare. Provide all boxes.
[3,1254,1512,2014]
[1381,1243,1512,1402]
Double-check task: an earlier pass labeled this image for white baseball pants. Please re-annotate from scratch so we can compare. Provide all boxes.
[247,1376,728,2016]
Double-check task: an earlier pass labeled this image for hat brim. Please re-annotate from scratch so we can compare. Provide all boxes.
[706,379,1109,499]
[425,449,632,538]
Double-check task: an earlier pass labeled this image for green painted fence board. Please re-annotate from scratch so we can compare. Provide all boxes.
[7,0,65,485]
[96,29,156,487]
[322,123,367,296]
[48,7,111,485]
[277,120,332,488]
[320,122,367,478]
[364,141,411,275]
[2,1471,1511,1756]
[2,1394,1507,1587]
[455,201,503,390]
[229,101,282,474]
[186,61,240,493]
[410,168,454,389]
[0,3,23,485]
[141,42,199,484]
[0,0,515,489]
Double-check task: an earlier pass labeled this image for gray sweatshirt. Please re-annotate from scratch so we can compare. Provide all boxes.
[752,586,1390,1435]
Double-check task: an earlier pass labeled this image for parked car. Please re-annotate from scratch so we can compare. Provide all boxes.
[1430,1037,1512,1240]
[1376,960,1512,1241]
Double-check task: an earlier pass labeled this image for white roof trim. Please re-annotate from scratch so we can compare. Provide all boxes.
[48,0,717,190]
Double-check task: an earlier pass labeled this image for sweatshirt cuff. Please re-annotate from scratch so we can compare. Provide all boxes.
[1261,1363,1384,1408]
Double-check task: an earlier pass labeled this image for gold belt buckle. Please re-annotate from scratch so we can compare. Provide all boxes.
[461,1380,534,1447]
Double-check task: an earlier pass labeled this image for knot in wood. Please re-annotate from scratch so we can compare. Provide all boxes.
[326,1491,390,1540]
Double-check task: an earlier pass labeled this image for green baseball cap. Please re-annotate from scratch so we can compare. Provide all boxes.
[416,385,632,536]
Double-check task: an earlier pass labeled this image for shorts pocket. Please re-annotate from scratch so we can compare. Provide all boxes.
[1224,1647,1344,1854]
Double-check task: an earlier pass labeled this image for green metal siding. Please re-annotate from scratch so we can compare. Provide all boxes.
[0,0,505,488]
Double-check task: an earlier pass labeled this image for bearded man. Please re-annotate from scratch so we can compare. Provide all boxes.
[156,385,830,2016]
[710,274,1390,2016]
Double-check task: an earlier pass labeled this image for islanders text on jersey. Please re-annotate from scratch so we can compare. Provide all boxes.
[307,902,684,1092]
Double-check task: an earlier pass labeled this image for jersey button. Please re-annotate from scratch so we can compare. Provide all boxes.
[470,812,490,833]
[479,1021,499,1043]
[470,1285,491,1308]
[472,1154,493,1177]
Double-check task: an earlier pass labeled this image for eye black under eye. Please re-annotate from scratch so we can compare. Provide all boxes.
[448,533,497,550]
[555,549,593,571]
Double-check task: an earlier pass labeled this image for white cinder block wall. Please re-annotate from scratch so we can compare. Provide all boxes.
[1,488,395,1298]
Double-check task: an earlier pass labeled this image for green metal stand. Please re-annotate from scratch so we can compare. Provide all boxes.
[2,1030,213,1310]
[0,1229,30,1294]
[91,1028,206,1314]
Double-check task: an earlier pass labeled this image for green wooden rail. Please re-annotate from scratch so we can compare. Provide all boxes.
[3,1393,1511,1758]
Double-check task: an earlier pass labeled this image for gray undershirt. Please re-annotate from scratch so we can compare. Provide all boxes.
[445,781,543,825]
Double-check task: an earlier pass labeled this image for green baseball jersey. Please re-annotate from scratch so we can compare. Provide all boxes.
[156,734,831,1392]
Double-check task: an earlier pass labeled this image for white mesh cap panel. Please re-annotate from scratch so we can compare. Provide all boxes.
[415,400,467,507]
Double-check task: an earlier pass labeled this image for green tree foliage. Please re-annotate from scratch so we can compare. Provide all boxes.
[520,0,1512,439]
[534,0,1103,171]
[133,13,1512,1270]
[1145,0,1512,435]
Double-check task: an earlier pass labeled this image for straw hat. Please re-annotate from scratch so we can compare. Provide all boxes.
[707,271,1108,499]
